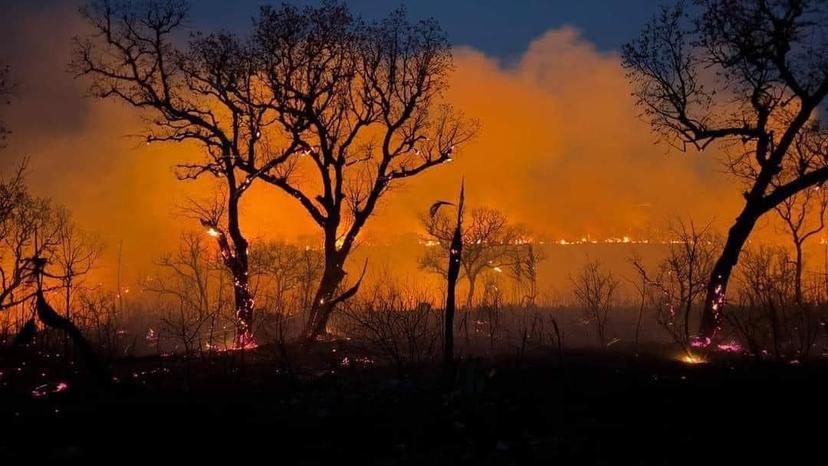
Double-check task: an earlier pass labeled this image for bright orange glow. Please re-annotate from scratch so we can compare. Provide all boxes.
[1,9,797,293]
[679,353,706,365]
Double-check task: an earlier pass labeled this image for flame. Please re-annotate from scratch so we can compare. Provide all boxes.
[679,353,706,365]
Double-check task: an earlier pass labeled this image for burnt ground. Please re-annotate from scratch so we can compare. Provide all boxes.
[0,342,826,464]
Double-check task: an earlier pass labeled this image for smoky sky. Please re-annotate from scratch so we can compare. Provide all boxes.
[0,0,768,288]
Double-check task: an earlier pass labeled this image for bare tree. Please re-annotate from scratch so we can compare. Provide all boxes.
[728,245,820,359]
[623,0,828,344]
[571,260,619,347]
[53,209,103,321]
[507,235,545,307]
[0,168,63,310]
[249,239,325,328]
[72,0,302,347]
[0,167,107,379]
[632,220,719,353]
[244,3,476,342]
[144,231,230,353]
[420,207,522,307]
[774,184,828,304]
[342,281,440,371]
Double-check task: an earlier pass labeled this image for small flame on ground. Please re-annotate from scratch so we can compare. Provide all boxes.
[679,353,706,365]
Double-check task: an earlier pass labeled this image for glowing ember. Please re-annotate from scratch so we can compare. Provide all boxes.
[235,331,258,350]
[716,341,742,353]
[31,381,69,398]
[690,336,712,348]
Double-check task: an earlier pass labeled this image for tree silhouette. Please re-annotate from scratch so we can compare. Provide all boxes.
[774,182,827,304]
[72,0,301,348]
[623,0,828,344]
[246,3,476,342]
[420,206,523,308]
[0,166,60,310]
[571,260,618,347]
[428,182,465,368]
[54,209,102,322]
[632,220,719,355]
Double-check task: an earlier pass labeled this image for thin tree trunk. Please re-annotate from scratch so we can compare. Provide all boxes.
[635,298,644,350]
[64,279,72,356]
[444,183,464,369]
[794,242,804,305]
[465,275,476,308]
[444,273,457,368]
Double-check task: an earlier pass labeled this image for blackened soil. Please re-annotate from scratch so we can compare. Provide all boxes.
[1,345,825,464]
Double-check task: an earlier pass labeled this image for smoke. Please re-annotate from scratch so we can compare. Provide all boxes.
[380,27,741,240]
[0,4,752,287]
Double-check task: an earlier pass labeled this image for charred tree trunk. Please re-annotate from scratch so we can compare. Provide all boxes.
[209,185,254,349]
[794,241,804,305]
[699,203,762,343]
[302,234,366,344]
[444,261,458,367]
[231,268,254,348]
[303,256,346,342]
[444,184,465,368]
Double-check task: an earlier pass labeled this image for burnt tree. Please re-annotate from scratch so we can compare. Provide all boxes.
[623,0,828,344]
[73,0,300,348]
[247,3,475,342]
[429,183,465,367]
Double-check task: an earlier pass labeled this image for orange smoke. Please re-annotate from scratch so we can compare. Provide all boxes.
[1,6,758,289]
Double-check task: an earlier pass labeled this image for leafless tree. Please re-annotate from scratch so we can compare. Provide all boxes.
[53,209,103,321]
[420,207,524,307]
[245,3,476,342]
[72,0,301,348]
[0,166,107,378]
[632,220,719,353]
[250,240,323,314]
[507,236,545,307]
[729,245,821,360]
[571,260,619,347]
[774,183,828,304]
[144,231,230,353]
[342,281,440,371]
[0,168,63,310]
[623,0,828,344]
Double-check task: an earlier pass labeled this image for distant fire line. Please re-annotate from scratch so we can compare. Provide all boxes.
[418,236,712,247]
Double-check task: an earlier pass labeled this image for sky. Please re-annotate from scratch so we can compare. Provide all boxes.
[0,0,764,289]
[187,0,657,58]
